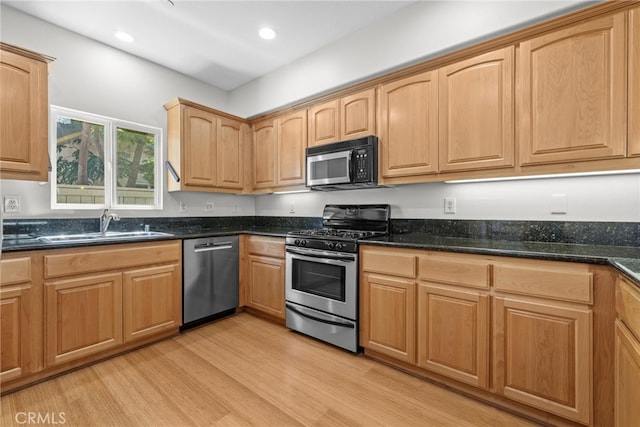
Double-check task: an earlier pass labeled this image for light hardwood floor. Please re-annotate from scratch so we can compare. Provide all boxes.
[1,313,539,426]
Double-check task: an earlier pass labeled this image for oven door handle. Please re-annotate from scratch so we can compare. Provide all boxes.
[286,303,355,328]
[286,247,356,262]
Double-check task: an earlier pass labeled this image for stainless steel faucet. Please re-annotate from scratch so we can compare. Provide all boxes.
[99,209,120,233]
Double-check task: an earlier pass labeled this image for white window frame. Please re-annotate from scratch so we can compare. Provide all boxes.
[50,106,163,210]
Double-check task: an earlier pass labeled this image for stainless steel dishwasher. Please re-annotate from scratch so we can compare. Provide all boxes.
[182,236,239,328]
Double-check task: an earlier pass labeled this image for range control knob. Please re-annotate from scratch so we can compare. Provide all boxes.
[327,242,335,249]
[335,243,343,250]
[301,240,307,246]
[294,239,300,246]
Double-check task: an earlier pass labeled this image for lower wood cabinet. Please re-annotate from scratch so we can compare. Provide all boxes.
[123,264,181,342]
[417,284,489,389]
[242,235,286,320]
[493,296,592,425]
[0,255,41,383]
[0,241,182,393]
[45,272,123,366]
[360,245,609,426]
[247,255,285,319]
[360,273,416,364]
[615,275,640,427]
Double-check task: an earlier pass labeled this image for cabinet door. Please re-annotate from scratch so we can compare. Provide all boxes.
[123,264,181,343]
[439,47,514,172]
[182,106,218,187]
[247,255,285,319]
[217,116,245,190]
[518,13,627,166]
[493,297,592,425]
[417,284,489,389]
[360,273,416,364]
[0,257,38,383]
[308,99,339,147]
[0,48,48,181]
[45,273,123,367]
[253,119,278,189]
[277,111,307,186]
[379,71,438,180]
[630,7,640,157]
[340,88,376,140]
[615,320,640,427]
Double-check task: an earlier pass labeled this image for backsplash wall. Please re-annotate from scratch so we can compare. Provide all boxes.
[255,173,640,222]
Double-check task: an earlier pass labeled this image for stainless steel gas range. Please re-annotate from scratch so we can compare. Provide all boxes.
[285,204,390,352]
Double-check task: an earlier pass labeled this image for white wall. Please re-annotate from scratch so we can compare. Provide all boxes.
[0,5,255,218]
[257,173,640,222]
[229,0,598,118]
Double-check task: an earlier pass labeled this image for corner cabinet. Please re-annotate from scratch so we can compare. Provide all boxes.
[308,88,376,147]
[0,43,53,181]
[378,71,438,183]
[165,98,249,193]
[252,110,307,191]
[614,275,640,427]
[518,12,627,166]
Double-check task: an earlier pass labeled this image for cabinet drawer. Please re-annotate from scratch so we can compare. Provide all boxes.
[44,241,181,279]
[247,236,285,258]
[0,257,31,286]
[616,276,640,341]
[494,262,593,303]
[418,255,490,289]
[361,248,416,278]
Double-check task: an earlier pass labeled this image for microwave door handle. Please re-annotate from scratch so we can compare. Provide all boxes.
[347,150,353,181]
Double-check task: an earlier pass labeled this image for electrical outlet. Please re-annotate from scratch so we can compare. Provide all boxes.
[205,202,214,212]
[4,195,21,213]
[444,197,456,214]
[289,204,296,214]
[178,201,187,212]
[233,204,239,214]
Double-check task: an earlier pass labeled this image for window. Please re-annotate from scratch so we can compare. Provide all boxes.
[50,106,162,210]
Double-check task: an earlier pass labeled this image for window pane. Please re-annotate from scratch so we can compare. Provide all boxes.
[115,127,155,206]
[55,115,105,205]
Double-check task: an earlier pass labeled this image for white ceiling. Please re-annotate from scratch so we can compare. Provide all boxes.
[5,0,415,90]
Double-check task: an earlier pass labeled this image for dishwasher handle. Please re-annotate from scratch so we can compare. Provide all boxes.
[193,242,234,253]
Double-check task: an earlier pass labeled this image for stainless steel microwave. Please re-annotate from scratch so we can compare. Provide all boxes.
[305,135,378,190]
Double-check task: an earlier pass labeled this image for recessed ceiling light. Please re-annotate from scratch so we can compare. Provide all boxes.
[259,27,276,40]
[115,31,134,43]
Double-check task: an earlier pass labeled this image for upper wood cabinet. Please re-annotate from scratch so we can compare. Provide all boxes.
[378,71,438,182]
[252,110,307,190]
[0,43,53,181]
[630,7,640,157]
[308,88,376,147]
[277,110,307,186]
[165,98,249,193]
[518,12,627,166]
[439,47,515,172]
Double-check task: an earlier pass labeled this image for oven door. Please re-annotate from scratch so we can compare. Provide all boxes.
[285,246,357,320]
[306,150,352,187]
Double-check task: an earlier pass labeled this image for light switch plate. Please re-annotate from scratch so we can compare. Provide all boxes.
[550,194,567,214]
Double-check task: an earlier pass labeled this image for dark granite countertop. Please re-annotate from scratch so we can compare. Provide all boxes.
[1,226,291,252]
[3,222,639,287]
[362,233,640,286]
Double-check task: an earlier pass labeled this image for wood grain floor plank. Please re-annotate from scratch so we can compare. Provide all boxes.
[1,313,538,426]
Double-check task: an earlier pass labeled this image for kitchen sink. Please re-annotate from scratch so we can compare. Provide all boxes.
[36,230,173,244]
